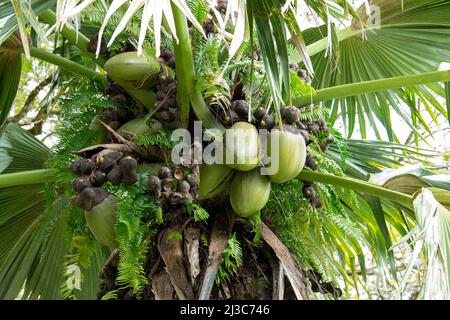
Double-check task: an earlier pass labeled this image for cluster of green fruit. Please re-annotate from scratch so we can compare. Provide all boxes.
[199,119,307,217]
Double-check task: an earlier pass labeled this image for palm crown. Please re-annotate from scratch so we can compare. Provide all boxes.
[0,0,449,300]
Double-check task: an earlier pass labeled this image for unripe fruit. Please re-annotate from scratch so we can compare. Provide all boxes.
[225,122,259,171]
[230,170,271,217]
[267,129,306,183]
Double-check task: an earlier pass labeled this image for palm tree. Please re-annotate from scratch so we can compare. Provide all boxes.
[0,0,449,300]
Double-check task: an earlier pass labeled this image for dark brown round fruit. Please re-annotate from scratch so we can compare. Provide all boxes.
[155,90,166,100]
[253,107,267,121]
[69,160,83,174]
[319,143,328,152]
[310,196,322,209]
[177,180,191,193]
[156,110,176,123]
[161,178,174,191]
[108,121,122,130]
[72,178,92,193]
[225,109,240,126]
[259,114,275,130]
[167,57,176,69]
[169,192,183,205]
[91,171,107,187]
[98,151,122,173]
[305,155,317,170]
[74,187,96,211]
[160,49,174,62]
[232,100,250,118]
[119,156,138,173]
[80,159,96,175]
[159,166,171,179]
[203,18,216,34]
[185,174,198,187]
[113,109,129,122]
[123,172,138,186]
[302,186,315,199]
[282,107,300,124]
[106,165,122,185]
[111,93,128,105]
[147,175,161,193]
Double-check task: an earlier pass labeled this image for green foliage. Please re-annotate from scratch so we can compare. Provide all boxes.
[45,81,114,187]
[133,130,174,148]
[101,290,118,300]
[298,105,329,122]
[263,178,364,289]
[167,230,183,241]
[186,203,209,222]
[215,233,243,285]
[109,173,160,297]
[289,69,315,100]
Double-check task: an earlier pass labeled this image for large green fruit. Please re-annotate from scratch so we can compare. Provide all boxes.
[199,164,234,199]
[225,122,259,171]
[267,128,306,183]
[104,52,160,89]
[85,193,119,251]
[230,170,271,217]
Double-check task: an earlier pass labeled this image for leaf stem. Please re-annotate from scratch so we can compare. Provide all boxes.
[293,70,450,107]
[297,170,413,208]
[29,47,103,79]
[0,169,56,188]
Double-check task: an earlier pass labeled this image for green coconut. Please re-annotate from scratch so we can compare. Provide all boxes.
[85,193,119,251]
[225,122,260,171]
[230,169,271,217]
[104,52,160,89]
[267,128,306,183]
[199,164,234,199]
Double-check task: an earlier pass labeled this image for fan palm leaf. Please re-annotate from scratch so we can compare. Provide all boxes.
[297,0,450,140]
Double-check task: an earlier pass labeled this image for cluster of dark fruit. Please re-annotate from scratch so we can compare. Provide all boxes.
[302,118,334,152]
[87,32,109,57]
[146,165,199,207]
[301,181,322,210]
[70,151,138,210]
[203,18,217,36]
[216,0,228,14]
[289,63,311,84]
[307,270,342,299]
[218,100,251,126]
[154,53,177,125]
[104,79,132,106]
[102,108,132,132]
[159,48,176,70]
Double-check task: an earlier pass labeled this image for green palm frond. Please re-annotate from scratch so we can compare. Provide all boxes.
[298,0,450,140]
[0,34,22,126]
[326,138,442,179]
